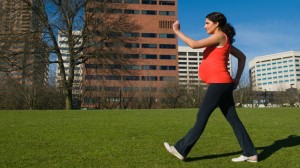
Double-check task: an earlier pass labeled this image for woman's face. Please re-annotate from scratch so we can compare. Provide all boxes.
[204,18,219,34]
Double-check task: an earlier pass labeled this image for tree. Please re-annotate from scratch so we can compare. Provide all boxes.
[0,9,49,110]
[21,0,140,109]
[161,80,184,108]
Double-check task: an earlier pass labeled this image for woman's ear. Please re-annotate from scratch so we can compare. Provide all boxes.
[215,22,220,27]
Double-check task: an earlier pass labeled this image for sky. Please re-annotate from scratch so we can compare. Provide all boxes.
[177,0,300,71]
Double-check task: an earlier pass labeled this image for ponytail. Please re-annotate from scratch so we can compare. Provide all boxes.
[221,23,236,44]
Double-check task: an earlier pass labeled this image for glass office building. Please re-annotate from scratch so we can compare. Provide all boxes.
[249,51,300,91]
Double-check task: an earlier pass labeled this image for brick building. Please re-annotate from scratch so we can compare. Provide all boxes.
[83,0,178,108]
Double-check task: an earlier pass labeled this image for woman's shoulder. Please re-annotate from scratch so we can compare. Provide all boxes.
[216,32,227,40]
[213,32,227,47]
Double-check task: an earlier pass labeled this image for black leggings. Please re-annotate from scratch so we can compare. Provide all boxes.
[174,83,257,157]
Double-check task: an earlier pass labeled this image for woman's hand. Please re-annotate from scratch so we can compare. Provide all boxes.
[233,78,240,90]
[172,20,180,32]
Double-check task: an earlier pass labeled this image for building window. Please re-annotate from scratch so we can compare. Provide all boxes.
[85,64,104,69]
[124,9,140,14]
[124,32,140,37]
[85,75,103,80]
[105,75,121,80]
[123,87,139,92]
[141,87,157,92]
[142,65,157,70]
[142,44,157,48]
[159,11,175,16]
[124,65,140,70]
[141,76,158,81]
[160,76,176,81]
[142,0,157,4]
[106,8,122,14]
[113,0,123,3]
[105,64,121,70]
[124,0,140,4]
[159,0,175,5]
[84,86,102,92]
[123,76,140,81]
[124,54,139,59]
[159,33,175,38]
[124,43,140,48]
[104,87,120,92]
[178,52,187,55]
[142,10,157,15]
[142,33,157,38]
[159,44,176,49]
[160,66,176,70]
[98,0,122,3]
[86,8,104,13]
[160,55,176,60]
[188,52,197,56]
[142,54,157,59]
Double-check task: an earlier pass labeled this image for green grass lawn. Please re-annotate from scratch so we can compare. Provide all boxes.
[0,108,300,168]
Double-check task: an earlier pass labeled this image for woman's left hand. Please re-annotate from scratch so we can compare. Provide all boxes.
[233,78,240,90]
[172,20,180,32]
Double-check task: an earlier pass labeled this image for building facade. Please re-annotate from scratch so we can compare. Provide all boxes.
[0,0,47,85]
[83,0,178,108]
[249,51,300,92]
[0,0,36,33]
[178,46,232,87]
[178,46,204,87]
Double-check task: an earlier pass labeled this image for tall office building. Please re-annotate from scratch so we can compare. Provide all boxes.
[0,0,47,85]
[249,51,300,91]
[178,46,204,87]
[56,30,83,108]
[0,0,35,33]
[178,46,232,87]
[83,0,177,108]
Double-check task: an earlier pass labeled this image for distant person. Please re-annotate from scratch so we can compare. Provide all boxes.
[164,12,258,163]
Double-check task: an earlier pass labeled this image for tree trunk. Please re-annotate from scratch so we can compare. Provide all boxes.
[65,90,72,110]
